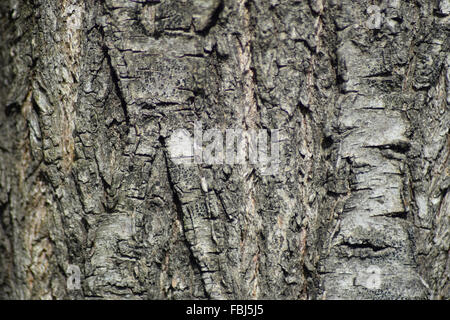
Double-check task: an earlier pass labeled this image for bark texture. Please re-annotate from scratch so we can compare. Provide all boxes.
[0,0,449,299]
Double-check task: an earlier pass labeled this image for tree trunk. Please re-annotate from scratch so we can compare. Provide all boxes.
[0,0,448,299]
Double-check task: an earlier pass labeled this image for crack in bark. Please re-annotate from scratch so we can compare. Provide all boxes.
[158,135,210,298]
[101,44,130,128]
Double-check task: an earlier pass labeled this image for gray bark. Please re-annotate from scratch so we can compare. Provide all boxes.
[0,0,448,299]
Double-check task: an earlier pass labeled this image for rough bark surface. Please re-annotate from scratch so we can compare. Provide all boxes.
[0,0,448,299]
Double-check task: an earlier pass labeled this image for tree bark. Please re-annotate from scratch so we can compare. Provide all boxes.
[0,0,448,299]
